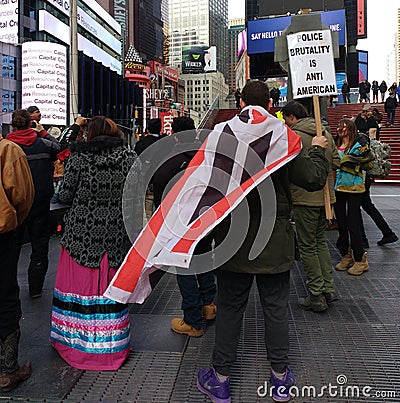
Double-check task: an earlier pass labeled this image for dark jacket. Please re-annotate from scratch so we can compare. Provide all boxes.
[134,134,159,156]
[59,136,141,268]
[341,82,350,94]
[152,142,199,208]
[214,143,329,275]
[6,128,60,213]
[385,94,398,111]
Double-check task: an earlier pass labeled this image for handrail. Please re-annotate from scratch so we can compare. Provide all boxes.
[198,95,220,130]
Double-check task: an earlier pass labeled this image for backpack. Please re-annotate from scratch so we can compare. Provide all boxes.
[367,139,392,178]
[372,110,383,123]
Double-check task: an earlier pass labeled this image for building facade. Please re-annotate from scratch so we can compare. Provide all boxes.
[181,71,229,119]
[169,0,228,79]
[0,0,141,130]
[228,19,245,94]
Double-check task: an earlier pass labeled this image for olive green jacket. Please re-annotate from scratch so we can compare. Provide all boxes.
[289,117,339,207]
[214,144,329,274]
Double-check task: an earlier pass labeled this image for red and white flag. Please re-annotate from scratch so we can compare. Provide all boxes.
[104,106,302,304]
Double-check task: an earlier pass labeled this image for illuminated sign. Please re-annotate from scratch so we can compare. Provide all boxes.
[247,9,346,54]
[125,61,146,71]
[21,42,68,126]
[182,46,217,74]
[39,10,122,74]
[0,0,18,44]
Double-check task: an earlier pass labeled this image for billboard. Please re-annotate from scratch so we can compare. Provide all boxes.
[247,9,346,55]
[21,42,68,126]
[259,0,344,16]
[238,29,247,58]
[0,0,18,44]
[182,46,217,74]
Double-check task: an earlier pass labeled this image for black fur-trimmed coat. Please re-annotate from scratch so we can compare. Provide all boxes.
[59,136,142,268]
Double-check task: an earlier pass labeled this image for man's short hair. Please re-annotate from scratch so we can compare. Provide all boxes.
[26,105,39,114]
[172,117,196,143]
[147,118,162,135]
[281,101,310,119]
[240,81,270,109]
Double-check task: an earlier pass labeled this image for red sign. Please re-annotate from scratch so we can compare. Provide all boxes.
[159,112,174,136]
[357,0,366,37]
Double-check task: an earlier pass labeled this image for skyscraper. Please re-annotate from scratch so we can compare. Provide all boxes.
[169,0,228,78]
[228,19,245,92]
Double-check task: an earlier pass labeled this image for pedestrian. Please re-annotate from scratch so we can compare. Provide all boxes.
[388,82,397,95]
[365,80,371,102]
[396,83,400,103]
[152,117,217,337]
[0,134,34,391]
[360,175,398,248]
[341,80,350,103]
[197,81,329,403]
[354,108,369,134]
[282,101,339,312]
[371,80,379,103]
[50,116,143,370]
[358,80,367,103]
[134,118,162,156]
[6,109,60,298]
[270,87,281,107]
[334,118,374,276]
[379,80,387,102]
[234,88,241,109]
[384,92,397,127]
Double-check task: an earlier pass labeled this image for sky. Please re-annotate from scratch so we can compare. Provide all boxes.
[228,0,400,83]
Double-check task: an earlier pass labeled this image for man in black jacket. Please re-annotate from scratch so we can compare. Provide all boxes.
[7,109,60,298]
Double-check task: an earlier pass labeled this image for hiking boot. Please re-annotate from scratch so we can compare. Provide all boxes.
[347,253,369,276]
[203,302,217,320]
[197,367,231,403]
[270,366,296,402]
[323,291,339,304]
[170,318,203,337]
[298,293,328,312]
[377,233,398,246]
[0,363,32,392]
[335,248,354,271]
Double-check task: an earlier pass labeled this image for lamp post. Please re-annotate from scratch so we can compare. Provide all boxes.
[69,0,79,124]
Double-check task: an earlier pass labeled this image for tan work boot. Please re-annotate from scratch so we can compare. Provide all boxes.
[347,252,369,276]
[171,318,204,337]
[335,248,354,271]
[202,302,217,320]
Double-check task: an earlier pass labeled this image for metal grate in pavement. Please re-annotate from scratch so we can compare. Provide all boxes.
[64,351,182,403]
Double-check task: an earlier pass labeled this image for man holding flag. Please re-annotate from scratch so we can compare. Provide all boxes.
[105,80,328,403]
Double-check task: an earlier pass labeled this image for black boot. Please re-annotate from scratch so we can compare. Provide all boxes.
[0,329,31,392]
[298,293,328,312]
[28,261,48,298]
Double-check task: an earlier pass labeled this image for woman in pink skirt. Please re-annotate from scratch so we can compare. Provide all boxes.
[50,116,142,370]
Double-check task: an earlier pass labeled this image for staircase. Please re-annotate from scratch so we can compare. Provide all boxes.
[327,103,400,184]
[204,104,400,185]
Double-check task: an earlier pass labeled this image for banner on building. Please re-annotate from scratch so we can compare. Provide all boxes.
[0,0,18,44]
[21,42,68,126]
[182,46,217,74]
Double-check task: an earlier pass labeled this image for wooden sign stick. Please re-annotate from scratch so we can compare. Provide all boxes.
[313,95,333,220]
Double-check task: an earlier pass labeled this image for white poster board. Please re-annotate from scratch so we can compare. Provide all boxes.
[287,30,337,99]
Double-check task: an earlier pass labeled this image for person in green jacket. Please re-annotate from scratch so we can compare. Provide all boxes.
[197,81,329,403]
[282,101,340,312]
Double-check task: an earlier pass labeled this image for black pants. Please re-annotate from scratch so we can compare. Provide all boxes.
[15,205,50,296]
[0,231,22,339]
[335,191,364,261]
[360,177,393,241]
[212,270,290,375]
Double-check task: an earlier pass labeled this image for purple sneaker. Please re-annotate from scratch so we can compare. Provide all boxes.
[197,367,231,403]
[269,366,296,402]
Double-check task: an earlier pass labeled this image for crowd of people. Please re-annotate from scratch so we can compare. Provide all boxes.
[0,80,398,403]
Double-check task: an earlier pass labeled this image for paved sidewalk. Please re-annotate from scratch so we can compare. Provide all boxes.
[1,186,400,403]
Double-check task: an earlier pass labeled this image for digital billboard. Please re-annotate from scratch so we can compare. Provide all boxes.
[247,9,346,55]
[21,42,68,126]
[0,0,18,44]
[182,46,217,74]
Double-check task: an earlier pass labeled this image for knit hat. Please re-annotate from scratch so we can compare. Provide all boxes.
[26,105,40,114]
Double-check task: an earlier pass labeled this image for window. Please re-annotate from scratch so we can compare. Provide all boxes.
[1,90,16,113]
[2,55,16,79]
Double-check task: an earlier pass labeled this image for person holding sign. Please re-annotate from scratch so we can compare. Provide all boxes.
[282,101,339,312]
[334,119,374,276]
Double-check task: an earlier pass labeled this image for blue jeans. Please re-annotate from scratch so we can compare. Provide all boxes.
[176,234,216,329]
